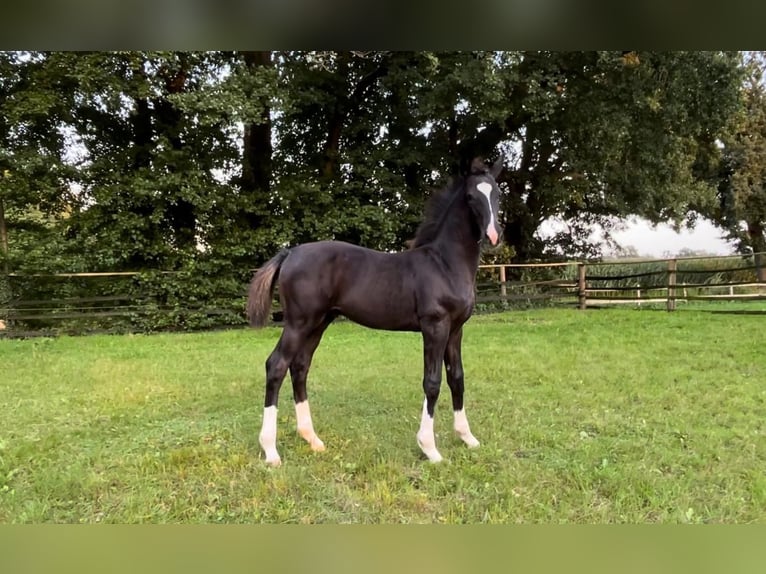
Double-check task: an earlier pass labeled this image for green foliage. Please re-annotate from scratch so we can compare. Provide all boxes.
[714,52,766,256]
[0,273,9,324]
[498,51,742,260]
[2,263,252,336]
[127,265,247,332]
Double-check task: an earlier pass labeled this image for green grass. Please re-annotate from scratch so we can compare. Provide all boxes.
[1,308,765,523]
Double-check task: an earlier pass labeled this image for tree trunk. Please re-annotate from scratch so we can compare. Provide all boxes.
[132,97,153,171]
[321,114,344,181]
[502,176,544,264]
[320,53,351,183]
[504,212,542,263]
[241,51,273,196]
[155,58,197,251]
[0,196,8,273]
[320,52,389,183]
[748,220,766,282]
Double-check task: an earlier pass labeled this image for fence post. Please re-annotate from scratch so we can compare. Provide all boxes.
[667,258,677,312]
[756,252,765,284]
[499,265,507,300]
[0,271,10,333]
[578,263,587,310]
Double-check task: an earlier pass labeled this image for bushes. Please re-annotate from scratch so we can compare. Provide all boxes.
[126,267,248,332]
[1,262,254,336]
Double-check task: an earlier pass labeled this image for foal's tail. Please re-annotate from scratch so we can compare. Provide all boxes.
[246,249,291,328]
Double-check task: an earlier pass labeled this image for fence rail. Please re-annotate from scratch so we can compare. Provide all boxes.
[2,252,765,337]
[474,252,766,313]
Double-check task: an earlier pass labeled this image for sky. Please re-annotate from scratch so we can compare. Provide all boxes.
[539,216,738,258]
[608,217,737,257]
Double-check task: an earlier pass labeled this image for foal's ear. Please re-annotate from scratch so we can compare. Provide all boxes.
[490,156,504,179]
[470,157,488,175]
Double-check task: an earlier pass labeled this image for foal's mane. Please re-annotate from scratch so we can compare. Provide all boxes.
[411,176,465,248]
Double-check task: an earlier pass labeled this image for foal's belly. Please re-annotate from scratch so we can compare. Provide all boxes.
[334,290,420,332]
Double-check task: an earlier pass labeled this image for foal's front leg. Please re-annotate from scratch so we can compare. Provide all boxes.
[445,327,480,448]
[417,320,450,463]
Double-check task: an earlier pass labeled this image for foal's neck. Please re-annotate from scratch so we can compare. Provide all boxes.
[434,193,482,275]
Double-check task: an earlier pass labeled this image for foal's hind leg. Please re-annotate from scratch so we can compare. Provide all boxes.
[259,328,305,466]
[445,327,480,448]
[290,319,332,452]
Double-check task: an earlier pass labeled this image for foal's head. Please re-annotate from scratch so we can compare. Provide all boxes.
[465,157,503,246]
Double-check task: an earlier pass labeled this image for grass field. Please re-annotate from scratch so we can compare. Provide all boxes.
[1,308,765,523]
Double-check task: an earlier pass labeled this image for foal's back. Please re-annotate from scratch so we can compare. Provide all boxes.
[278,241,445,331]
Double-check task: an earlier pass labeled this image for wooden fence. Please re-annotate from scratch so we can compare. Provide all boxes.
[474,252,766,312]
[0,270,247,338]
[1,252,764,337]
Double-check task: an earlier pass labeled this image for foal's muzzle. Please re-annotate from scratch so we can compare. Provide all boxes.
[486,223,503,246]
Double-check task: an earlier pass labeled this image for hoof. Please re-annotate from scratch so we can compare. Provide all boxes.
[300,429,326,452]
[261,441,282,467]
[417,436,443,463]
[264,455,282,467]
[426,451,443,463]
[310,437,326,452]
[461,434,480,449]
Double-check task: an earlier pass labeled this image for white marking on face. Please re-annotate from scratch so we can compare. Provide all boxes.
[295,400,325,451]
[476,182,499,245]
[453,409,480,448]
[416,398,443,463]
[477,182,492,195]
[259,405,281,466]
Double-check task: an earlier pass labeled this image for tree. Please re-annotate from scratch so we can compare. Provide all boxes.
[274,51,435,250]
[714,52,766,280]
[0,51,746,271]
[60,51,233,270]
[274,51,741,261]
[167,50,285,273]
[0,51,77,274]
[445,51,742,261]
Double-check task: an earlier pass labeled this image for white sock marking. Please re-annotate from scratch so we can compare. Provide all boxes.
[454,409,480,448]
[295,400,325,451]
[476,182,499,245]
[259,405,281,466]
[416,398,443,463]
